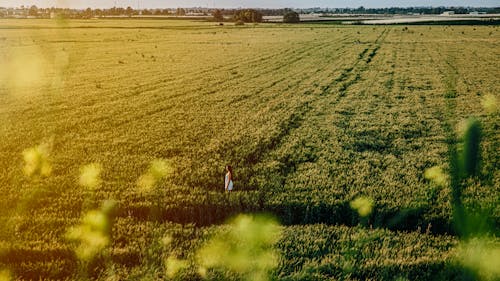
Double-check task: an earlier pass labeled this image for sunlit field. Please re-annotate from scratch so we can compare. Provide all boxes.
[0,19,499,280]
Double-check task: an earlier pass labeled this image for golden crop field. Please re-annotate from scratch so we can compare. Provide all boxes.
[0,19,499,280]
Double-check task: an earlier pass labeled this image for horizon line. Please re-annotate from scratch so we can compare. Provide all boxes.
[1,5,499,9]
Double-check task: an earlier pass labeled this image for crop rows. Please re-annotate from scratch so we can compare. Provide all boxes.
[1,219,463,280]
[0,20,498,279]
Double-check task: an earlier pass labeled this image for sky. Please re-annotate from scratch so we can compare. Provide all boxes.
[0,0,498,9]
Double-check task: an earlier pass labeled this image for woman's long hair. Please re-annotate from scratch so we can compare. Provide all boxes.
[226,165,233,178]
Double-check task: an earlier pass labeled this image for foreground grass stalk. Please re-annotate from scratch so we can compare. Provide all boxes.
[450,118,482,238]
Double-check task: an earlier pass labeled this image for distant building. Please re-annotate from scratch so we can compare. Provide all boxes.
[441,11,455,16]
[6,8,27,18]
[50,12,58,19]
[186,12,206,16]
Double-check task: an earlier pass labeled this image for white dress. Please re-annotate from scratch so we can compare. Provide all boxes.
[225,174,233,191]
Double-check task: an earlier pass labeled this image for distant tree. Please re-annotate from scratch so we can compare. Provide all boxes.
[251,9,263,22]
[126,6,133,16]
[84,7,92,18]
[283,11,300,23]
[28,5,38,16]
[116,7,125,15]
[176,8,186,16]
[94,9,102,17]
[213,9,223,22]
[233,9,262,23]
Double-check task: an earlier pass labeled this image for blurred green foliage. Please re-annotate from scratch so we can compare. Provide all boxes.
[197,215,281,281]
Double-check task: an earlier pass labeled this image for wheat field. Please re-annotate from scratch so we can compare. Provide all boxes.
[0,19,498,280]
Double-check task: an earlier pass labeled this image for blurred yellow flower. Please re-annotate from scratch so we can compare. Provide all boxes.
[66,206,113,262]
[82,210,108,233]
[0,269,11,281]
[161,235,173,247]
[165,256,188,278]
[66,222,110,261]
[481,94,498,114]
[150,159,173,179]
[350,196,374,217]
[22,143,52,177]
[79,163,102,189]
[424,166,448,186]
[197,266,207,278]
[137,173,156,192]
[196,215,281,281]
[137,159,173,192]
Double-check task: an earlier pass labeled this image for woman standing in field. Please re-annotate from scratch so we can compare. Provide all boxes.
[225,165,233,192]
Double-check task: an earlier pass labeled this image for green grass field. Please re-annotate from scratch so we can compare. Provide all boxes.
[0,19,499,280]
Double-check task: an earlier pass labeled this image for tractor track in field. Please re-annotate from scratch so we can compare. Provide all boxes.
[90,40,337,128]
[109,36,350,100]
[431,43,459,140]
[5,39,335,142]
[54,36,356,133]
[240,29,389,190]
[74,35,346,103]
[184,29,389,192]
[4,32,340,115]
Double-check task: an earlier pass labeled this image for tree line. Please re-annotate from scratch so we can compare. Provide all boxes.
[323,6,500,15]
[2,5,498,19]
